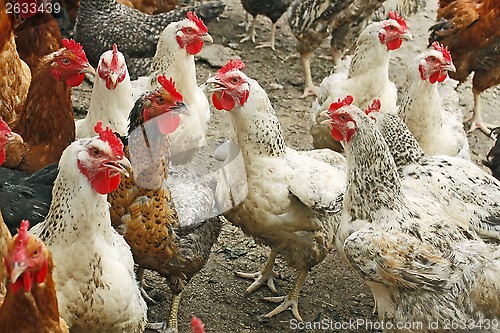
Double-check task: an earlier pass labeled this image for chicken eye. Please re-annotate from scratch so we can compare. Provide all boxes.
[231,76,240,84]
[32,250,39,257]
[339,114,347,121]
[155,96,165,105]
[61,58,71,65]
[91,148,101,157]
[387,25,395,31]
[185,27,193,34]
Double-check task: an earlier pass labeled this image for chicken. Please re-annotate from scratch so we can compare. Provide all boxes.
[429,0,500,135]
[126,0,179,14]
[239,0,292,50]
[132,12,213,165]
[3,39,94,174]
[73,0,225,78]
[14,0,64,71]
[31,123,147,333]
[310,12,412,151]
[288,0,421,97]
[0,220,69,333]
[0,212,11,304]
[191,316,205,333]
[0,117,22,167]
[76,44,134,138]
[109,76,221,332]
[0,0,31,125]
[398,42,470,159]
[322,96,500,329]
[365,99,500,242]
[206,59,346,321]
[484,128,500,180]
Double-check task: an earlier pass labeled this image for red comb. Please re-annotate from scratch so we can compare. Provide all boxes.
[111,44,120,71]
[366,99,381,115]
[0,117,11,134]
[93,121,124,157]
[62,38,88,62]
[387,11,408,31]
[217,58,245,76]
[187,11,208,34]
[191,316,205,333]
[328,95,354,113]
[431,41,452,63]
[15,220,30,250]
[157,76,184,103]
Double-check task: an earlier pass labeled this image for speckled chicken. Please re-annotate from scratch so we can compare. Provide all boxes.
[73,0,225,78]
[323,97,500,330]
[109,76,221,333]
[31,125,147,333]
[207,59,346,321]
[310,12,411,151]
[398,42,470,159]
[239,0,292,50]
[366,99,500,242]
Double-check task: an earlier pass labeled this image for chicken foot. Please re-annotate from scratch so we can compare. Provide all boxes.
[239,15,257,44]
[235,250,279,293]
[263,270,307,322]
[466,91,498,137]
[300,51,319,98]
[137,266,166,305]
[159,292,182,333]
[255,22,278,51]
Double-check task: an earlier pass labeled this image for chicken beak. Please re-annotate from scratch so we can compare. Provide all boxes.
[401,31,413,41]
[442,62,456,72]
[8,132,23,144]
[173,102,190,116]
[201,33,214,44]
[9,262,26,284]
[109,73,119,88]
[105,156,131,177]
[80,63,96,76]
[319,110,332,125]
[206,76,226,92]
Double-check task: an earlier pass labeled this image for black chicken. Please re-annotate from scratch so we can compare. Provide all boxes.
[74,0,225,78]
[239,0,292,50]
[0,163,58,234]
[484,128,500,180]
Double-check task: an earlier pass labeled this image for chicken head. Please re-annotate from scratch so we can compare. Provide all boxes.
[49,38,95,87]
[207,58,250,111]
[0,117,22,166]
[418,42,456,84]
[98,44,128,90]
[378,11,412,50]
[321,95,359,143]
[176,11,214,55]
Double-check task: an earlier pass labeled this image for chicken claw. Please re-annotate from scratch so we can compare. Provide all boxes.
[235,250,279,293]
[263,270,308,321]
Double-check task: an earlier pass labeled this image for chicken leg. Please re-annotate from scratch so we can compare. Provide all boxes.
[255,22,278,51]
[235,250,279,293]
[300,51,319,98]
[466,90,498,136]
[239,15,258,44]
[263,270,307,321]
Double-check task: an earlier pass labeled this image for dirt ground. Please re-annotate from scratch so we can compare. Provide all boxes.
[72,0,499,332]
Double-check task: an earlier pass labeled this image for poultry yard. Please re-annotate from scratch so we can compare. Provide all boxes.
[68,0,500,332]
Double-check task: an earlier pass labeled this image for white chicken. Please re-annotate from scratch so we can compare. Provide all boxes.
[366,99,500,242]
[206,59,347,321]
[310,12,412,151]
[132,11,213,165]
[31,123,147,333]
[322,97,500,330]
[75,44,134,138]
[398,42,470,159]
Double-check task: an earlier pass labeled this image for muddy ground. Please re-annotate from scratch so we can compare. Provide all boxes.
[72,0,499,332]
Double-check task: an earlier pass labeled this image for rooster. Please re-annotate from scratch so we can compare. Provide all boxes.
[110,76,221,332]
[74,0,225,78]
[398,42,470,159]
[31,124,147,333]
[76,44,134,138]
[287,0,422,98]
[0,220,69,333]
[0,0,31,125]
[3,39,94,174]
[323,96,500,329]
[239,0,292,50]
[310,12,412,151]
[484,128,500,180]
[429,0,500,135]
[366,99,500,242]
[132,12,213,165]
[207,59,346,321]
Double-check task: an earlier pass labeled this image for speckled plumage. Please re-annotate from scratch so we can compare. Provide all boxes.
[398,49,470,159]
[73,0,225,78]
[372,111,500,242]
[311,18,400,151]
[336,106,500,330]
[31,139,147,333]
[218,69,346,317]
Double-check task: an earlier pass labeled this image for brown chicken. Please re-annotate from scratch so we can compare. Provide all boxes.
[0,220,69,333]
[0,0,31,125]
[0,212,11,305]
[14,0,64,71]
[3,39,94,173]
[109,76,221,332]
[429,0,500,135]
